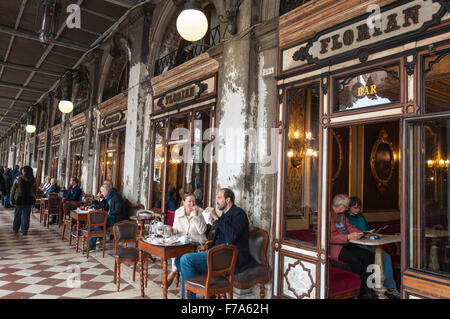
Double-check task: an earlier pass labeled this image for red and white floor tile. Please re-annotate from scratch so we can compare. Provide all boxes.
[0,207,181,299]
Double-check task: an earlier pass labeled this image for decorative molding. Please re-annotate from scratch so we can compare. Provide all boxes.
[321,114,330,128]
[281,0,447,72]
[98,93,128,117]
[284,259,315,299]
[405,54,416,76]
[101,110,126,130]
[331,130,343,182]
[151,53,219,97]
[370,128,395,192]
[273,240,281,252]
[69,112,86,128]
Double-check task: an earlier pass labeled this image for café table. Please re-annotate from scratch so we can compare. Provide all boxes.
[138,237,195,299]
[130,212,154,238]
[425,228,450,271]
[69,208,93,252]
[349,234,401,299]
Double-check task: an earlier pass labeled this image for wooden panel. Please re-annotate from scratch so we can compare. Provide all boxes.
[279,0,397,48]
[403,274,450,298]
[330,127,349,197]
[363,121,399,211]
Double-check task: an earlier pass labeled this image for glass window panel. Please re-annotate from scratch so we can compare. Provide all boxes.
[409,118,450,277]
[284,84,320,245]
[152,123,165,209]
[169,115,190,142]
[185,144,207,208]
[167,144,185,211]
[335,65,400,112]
[193,110,211,142]
[424,52,450,114]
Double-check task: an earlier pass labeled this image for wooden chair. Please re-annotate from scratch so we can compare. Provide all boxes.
[81,210,108,259]
[39,198,48,224]
[42,195,62,228]
[184,244,238,299]
[33,189,44,214]
[61,201,79,242]
[233,227,271,298]
[113,220,140,291]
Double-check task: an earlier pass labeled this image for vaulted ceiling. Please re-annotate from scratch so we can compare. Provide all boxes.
[0,0,145,135]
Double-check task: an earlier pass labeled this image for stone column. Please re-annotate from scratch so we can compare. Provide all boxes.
[122,4,153,205]
[214,0,254,211]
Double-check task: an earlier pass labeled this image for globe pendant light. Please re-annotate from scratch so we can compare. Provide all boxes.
[58,71,74,114]
[26,124,36,134]
[176,0,208,42]
[58,100,74,114]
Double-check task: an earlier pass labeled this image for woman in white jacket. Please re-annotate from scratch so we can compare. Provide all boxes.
[167,192,207,287]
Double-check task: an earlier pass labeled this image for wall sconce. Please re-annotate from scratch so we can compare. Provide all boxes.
[288,130,317,169]
[36,0,60,45]
[427,158,450,169]
[175,0,209,42]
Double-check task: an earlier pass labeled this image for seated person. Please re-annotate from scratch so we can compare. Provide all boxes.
[193,188,203,208]
[86,184,126,252]
[167,188,179,212]
[41,176,51,192]
[345,196,400,299]
[44,178,60,198]
[92,186,107,211]
[65,177,82,202]
[330,194,376,299]
[179,188,254,299]
[166,192,207,287]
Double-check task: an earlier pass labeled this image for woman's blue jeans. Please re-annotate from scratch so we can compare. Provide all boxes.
[180,252,208,299]
[13,205,32,234]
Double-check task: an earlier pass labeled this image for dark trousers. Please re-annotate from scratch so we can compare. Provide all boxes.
[13,205,32,234]
[88,215,117,249]
[338,243,375,295]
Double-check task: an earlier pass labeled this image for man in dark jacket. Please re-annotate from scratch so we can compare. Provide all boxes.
[179,188,254,299]
[10,165,20,182]
[87,184,125,251]
[65,177,82,202]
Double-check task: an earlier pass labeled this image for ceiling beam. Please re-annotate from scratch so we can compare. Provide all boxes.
[0,96,34,104]
[81,7,117,22]
[0,61,61,77]
[0,81,47,94]
[102,0,134,8]
[0,25,90,52]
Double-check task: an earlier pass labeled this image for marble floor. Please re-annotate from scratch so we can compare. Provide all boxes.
[0,206,181,299]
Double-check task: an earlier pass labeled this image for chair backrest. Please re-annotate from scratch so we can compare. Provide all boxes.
[128,204,145,219]
[48,192,59,198]
[36,188,44,199]
[114,220,138,250]
[87,210,108,227]
[248,227,269,266]
[207,244,238,283]
[48,196,62,212]
[63,201,78,219]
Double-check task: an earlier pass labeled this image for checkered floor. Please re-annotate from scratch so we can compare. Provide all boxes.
[0,207,182,299]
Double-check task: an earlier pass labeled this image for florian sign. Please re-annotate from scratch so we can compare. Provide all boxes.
[283,0,447,71]
[157,81,208,110]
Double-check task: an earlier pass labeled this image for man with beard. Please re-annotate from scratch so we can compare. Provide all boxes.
[178,188,254,299]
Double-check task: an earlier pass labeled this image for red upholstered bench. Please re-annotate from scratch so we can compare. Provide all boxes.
[166,210,175,226]
[330,265,360,299]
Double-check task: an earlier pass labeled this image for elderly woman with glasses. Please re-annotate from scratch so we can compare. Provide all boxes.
[330,194,376,299]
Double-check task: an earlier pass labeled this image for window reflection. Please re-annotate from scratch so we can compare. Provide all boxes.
[335,65,400,111]
[284,84,320,245]
[425,52,450,114]
[410,118,450,276]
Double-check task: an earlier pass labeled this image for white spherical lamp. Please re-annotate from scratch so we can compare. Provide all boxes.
[58,100,74,114]
[176,0,208,42]
[26,124,36,134]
